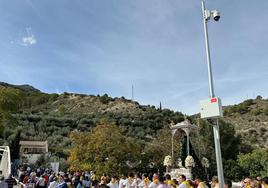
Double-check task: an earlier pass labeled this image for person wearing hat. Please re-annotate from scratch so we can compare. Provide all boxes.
[0,175,8,188]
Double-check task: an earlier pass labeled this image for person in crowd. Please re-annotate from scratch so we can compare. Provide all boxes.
[108,175,119,188]
[193,177,199,188]
[149,173,159,188]
[243,178,252,188]
[178,175,190,188]
[5,174,17,188]
[138,173,150,188]
[224,179,232,188]
[36,174,47,188]
[30,172,38,184]
[196,177,208,188]
[73,174,82,188]
[101,173,108,185]
[187,180,194,188]
[256,177,262,182]
[85,171,91,179]
[49,177,59,188]
[27,166,31,175]
[211,176,219,188]
[0,175,8,188]
[92,171,99,188]
[83,174,91,188]
[119,174,126,188]
[262,177,268,188]
[19,170,26,184]
[173,179,179,188]
[157,176,170,188]
[124,172,135,188]
[252,179,262,188]
[253,177,262,188]
[23,174,28,185]
[64,173,72,188]
[56,175,68,188]
[164,174,174,188]
[132,174,142,188]
[49,173,56,184]
[43,172,49,184]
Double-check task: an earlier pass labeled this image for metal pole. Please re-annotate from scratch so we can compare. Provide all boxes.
[202,1,215,98]
[171,129,177,166]
[213,120,224,188]
[172,132,174,160]
[201,1,224,188]
[186,133,190,156]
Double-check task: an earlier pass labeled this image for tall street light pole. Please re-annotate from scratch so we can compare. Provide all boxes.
[201,1,224,188]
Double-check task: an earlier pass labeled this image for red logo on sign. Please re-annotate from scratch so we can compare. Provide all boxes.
[211,98,217,103]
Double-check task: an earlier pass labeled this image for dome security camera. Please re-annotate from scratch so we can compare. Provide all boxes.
[212,10,220,21]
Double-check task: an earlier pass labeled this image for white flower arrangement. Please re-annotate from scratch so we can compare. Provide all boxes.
[201,157,210,168]
[185,155,195,168]
[163,155,172,166]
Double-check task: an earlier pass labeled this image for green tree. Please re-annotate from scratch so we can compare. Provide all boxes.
[0,87,23,138]
[192,119,243,178]
[0,86,23,112]
[58,105,67,115]
[237,148,268,177]
[9,128,22,160]
[68,121,141,176]
[99,94,111,104]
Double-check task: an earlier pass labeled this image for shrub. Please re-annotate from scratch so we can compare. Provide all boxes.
[250,109,262,116]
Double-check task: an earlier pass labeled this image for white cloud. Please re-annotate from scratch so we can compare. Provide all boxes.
[21,28,37,46]
[21,36,36,46]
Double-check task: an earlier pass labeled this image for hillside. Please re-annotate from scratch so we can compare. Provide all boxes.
[1,82,267,149]
[223,97,268,148]
[0,82,185,158]
[0,82,267,161]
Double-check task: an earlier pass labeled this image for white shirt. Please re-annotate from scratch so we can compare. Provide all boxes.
[119,179,126,188]
[157,184,170,188]
[124,179,132,188]
[108,182,119,188]
[178,183,188,188]
[138,180,151,188]
[132,178,141,188]
[48,181,59,188]
[149,182,158,188]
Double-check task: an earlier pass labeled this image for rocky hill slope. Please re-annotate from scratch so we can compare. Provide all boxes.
[0,82,267,158]
[223,97,268,148]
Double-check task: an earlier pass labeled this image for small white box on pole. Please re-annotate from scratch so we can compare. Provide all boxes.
[200,97,223,119]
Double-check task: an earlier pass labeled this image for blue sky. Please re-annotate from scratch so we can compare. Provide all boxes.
[0,0,268,115]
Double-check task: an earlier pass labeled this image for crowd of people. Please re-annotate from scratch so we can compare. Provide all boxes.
[0,167,267,188]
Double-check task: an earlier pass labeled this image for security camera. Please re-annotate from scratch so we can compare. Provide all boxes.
[212,10,220,21]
